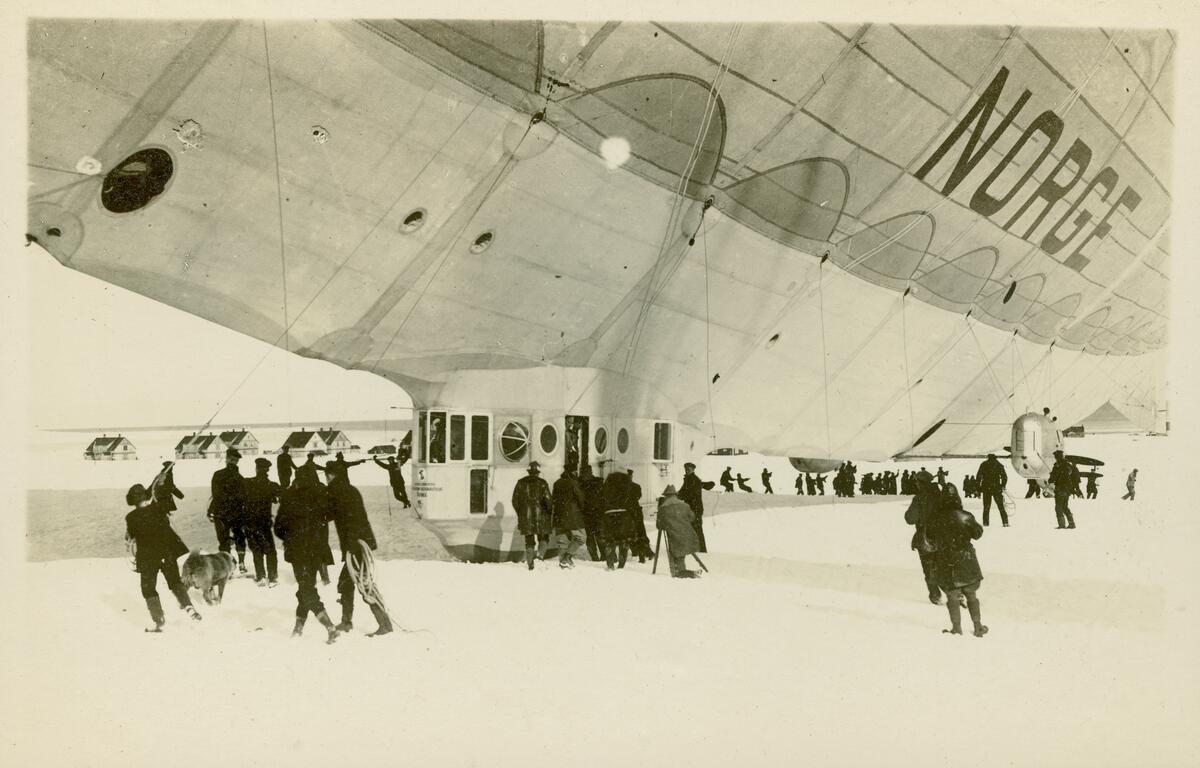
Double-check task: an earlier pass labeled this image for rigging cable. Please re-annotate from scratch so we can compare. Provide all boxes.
[262,22,293,427]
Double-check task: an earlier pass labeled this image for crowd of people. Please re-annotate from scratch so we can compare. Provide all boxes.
[125,447,409,641]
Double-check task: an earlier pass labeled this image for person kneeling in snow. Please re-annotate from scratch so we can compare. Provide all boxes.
[124,483,201,632]
[926,484,987,637]
[656,485,701,578]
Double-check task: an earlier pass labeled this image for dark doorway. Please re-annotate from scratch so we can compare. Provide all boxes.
[470,468,488,515]
[565,415,590,473]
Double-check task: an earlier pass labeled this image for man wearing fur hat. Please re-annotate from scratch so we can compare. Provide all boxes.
[656,485,701,578]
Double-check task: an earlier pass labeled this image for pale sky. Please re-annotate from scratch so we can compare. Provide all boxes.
[23,246,410,430]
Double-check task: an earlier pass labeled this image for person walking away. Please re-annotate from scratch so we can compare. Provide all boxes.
[209,448,247,573]
[761,468,774,494]
[599,471,634,570]
[328,473,392,636]
[626,470,653,562]
[720,467,735,493]
[552,466,587,568]
[735,473,753,493]
[656,485,701,578]
[579,464,605,561]
[678,462,715,553]
[1122,469,1138,500]
[1085,471,1098,499]
[273,470,339,643]
[795,472,805,495]
[511,461,553,569]
[904,471,944,605]
[150,461,184,513]
[976,453,1009,527]
[373,454,411,508]
[1049,450,1077,529]
[926,484,987,637]
[243,458,280,587]
[1025,478,1041,498]
[277,445,296,489]
[125,483,201,631]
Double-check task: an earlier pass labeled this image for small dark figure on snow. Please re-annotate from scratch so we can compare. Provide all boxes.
[795,472,805,495]
[150,461,184,513]
[125,483,201,632]
[1048,450,1077,529]
[1025,478,1042,498]
[904,471,943,605]
[761,468,774,494]
[925,484,987,637]
[512,461,553,569]
[328,474,392,637]
[243,458,280,586]
[1122,469,1137,500]
[815,473,826,495]
[735,473,753,493]
[656,485,701,578]
[679,462,715,553]
[976,453,1008,527]
[277,445,296,489]
[1085,471,1099,499]
[209,447,248,573]
[274,470,340,643]
[325,451,366,482]
[720,467,735,493]
[374,454,411,508]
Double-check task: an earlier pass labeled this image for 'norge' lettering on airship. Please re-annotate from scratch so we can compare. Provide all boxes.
[915,66,1142,272]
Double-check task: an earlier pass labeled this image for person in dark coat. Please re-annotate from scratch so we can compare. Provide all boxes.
[656,485,700,578]
[735,473,753,493]
[795,472,805,495]
[935,466,948,488]
[273,470,339,643]
[326,451,366,482]
[209,448,247,572]
[806,473,816,495]
[374,454,411,507]
[720,467,735,493]
[277,445,296,489]
[1122,469,1138,500]
[815,473,826,495]
[761,468,774,494]
[150,461,184,513]
[976,453,1009,527]
[579,464,605,561]
[1025,478,1041,498]
[678,462,715,553]
[926,484,987,637]
[511,461,553,569]
[599,472,634,570]
[1085,471,1099,499]
[552,466,587,568]
[243,458,280,587]
[626,470,652,562]
[904,471,943,605]
[125,483,201,631]
[328,474,392,637]
[1049,451,1077,529]
[301,452,326,485]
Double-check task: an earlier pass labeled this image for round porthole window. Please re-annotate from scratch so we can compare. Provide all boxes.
[101,147,174,214]
[594,427,608,454]
[470,231,495,254]
[539,424,558,454]
[500,422,529,462]
[401,209,427,233]
[617,428,630,455]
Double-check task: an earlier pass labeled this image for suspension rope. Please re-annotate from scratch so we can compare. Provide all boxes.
[816,260,833,457]
[702,224,717,450]
[966,316,1017,420]
[262,23,293,427]
[900,292,916,449]
[190,94,489,434]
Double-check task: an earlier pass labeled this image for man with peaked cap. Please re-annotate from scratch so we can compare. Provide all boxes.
[511,461,553,570]
[656,485,701,578]
[1048,450,1077,529]
[243,458,281,586]
[209,447,247,572]
[678,462,715,553]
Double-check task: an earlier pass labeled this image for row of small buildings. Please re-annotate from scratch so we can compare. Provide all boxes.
[83,428,357,461]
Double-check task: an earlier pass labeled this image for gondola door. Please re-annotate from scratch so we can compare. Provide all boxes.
[565,415,589,474]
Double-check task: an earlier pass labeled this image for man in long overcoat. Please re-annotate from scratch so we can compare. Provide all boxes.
[976,453,1009,527]
[678,462,715,553]
[209,448,246,571]
[552,466,587,568]
[656,485,701,578]
[243,458,280,586]
[274,471,339,643]
[1049,451,1077,529]
[904,470,943,605]
[511,461,553,569]
[579,464,604,561]
[329,474,392,636]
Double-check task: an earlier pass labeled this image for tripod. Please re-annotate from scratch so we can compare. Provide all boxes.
[651,529,709,575]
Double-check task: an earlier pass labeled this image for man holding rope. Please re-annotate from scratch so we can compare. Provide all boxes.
[329,472,392,637]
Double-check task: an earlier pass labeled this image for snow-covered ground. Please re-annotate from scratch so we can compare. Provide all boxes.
[3,434,1198,767]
